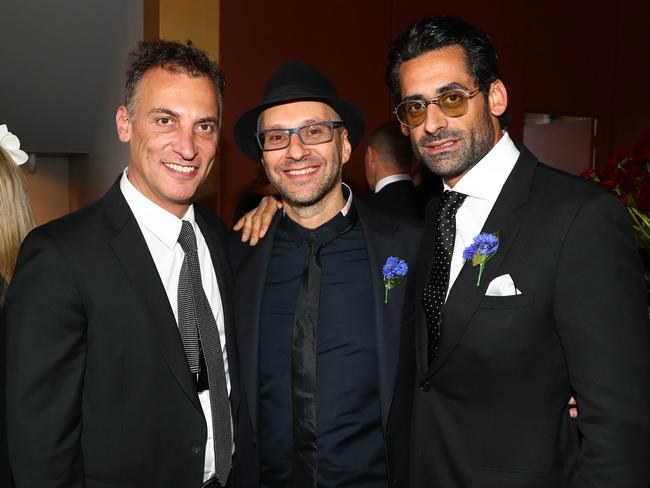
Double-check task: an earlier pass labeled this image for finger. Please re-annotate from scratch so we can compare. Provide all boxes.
[239,209,258,243]
[248,197,276,245]
[233,217,244,231]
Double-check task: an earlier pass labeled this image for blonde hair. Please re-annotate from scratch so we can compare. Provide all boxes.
[0,146,35,292]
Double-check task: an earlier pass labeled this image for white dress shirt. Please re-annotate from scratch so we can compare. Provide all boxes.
[444,133,520,295]
[374,173,412,193]
[120,169,231,482]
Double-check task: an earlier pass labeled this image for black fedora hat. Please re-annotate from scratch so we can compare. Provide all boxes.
[234,60,365,161]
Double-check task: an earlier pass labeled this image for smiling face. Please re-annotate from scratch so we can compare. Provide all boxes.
[398,45,506,187]
[258,100,351,226]
[115,66,219,217]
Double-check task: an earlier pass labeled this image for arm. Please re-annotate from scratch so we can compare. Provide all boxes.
[555,193,650,487]
[5,228,87,488]
[232,195,282,246]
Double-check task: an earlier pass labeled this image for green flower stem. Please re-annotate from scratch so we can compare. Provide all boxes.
[628,207,650,248]
[384,286,389,304]
[476,262,485,286]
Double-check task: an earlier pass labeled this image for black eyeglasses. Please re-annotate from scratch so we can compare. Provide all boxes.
[394,88,482,127]
[255,121,344,151]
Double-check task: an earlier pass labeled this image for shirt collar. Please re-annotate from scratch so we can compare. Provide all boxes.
[375,173,412,193]
[119,168,195,251]
[444,132,520,202]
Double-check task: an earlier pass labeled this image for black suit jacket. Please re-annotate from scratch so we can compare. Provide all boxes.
[411,147,650,487]
[4,180,240,488]
[366,180,422,220]
[229,199,421,488]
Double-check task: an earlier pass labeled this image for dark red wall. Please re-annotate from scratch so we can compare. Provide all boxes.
[217,0,650,222]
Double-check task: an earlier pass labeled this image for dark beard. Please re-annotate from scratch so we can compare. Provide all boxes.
[413,106,495,179]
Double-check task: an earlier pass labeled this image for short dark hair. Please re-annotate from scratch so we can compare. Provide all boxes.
[385,16,499,105]
[125,39,225,126]
[368,122,413,171]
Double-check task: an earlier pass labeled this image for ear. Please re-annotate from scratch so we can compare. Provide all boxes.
[340,129,352,165]
[365,146,376,167]
[399,122,410,137]
[488,79,508,117]
[116,106,131,142]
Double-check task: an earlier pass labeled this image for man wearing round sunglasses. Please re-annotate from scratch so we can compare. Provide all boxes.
[230,60,421,488]
[386,16,649,487]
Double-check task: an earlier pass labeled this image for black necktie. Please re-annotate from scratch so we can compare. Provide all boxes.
[422,190,467,365]
[177,220,232,486]
[291,233,320,488]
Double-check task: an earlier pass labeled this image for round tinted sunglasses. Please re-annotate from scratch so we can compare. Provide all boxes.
[394,87,483,127]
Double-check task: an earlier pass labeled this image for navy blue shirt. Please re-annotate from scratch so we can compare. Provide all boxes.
[259,208,387,487]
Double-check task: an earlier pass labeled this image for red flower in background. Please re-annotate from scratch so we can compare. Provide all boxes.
[582,133,650,248]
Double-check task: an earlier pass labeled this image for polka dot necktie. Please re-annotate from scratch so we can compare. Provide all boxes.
[422,190,467,365]
[177,220,232,486]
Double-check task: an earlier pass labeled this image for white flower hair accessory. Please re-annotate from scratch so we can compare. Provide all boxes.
[0,124,29,166]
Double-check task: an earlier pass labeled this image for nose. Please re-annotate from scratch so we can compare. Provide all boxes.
[422,102,448,135]
[173,126,199,160]
[285,132,308,160]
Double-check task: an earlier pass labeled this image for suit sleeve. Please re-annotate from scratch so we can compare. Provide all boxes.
[5,227,86,488]
[554,192,650,487]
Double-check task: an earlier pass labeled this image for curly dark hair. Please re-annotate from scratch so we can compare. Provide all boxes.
[385,16,499,106]
[125,39,225,126]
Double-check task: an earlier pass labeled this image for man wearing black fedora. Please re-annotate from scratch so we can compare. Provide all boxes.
[228,60,421,488]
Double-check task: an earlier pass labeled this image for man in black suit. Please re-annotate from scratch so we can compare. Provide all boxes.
[364,122,421,219]
[230,61,420,488]
[4,40,239,488]
[385,16,650,487]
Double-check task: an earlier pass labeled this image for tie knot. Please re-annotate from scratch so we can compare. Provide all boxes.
[177,220,198,253]
[439,190,467,217]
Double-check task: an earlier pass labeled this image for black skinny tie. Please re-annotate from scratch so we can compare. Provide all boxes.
[422,190,467,365]
[290,233,320,488]
[177,220,232,486]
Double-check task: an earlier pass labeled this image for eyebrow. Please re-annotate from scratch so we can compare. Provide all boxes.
[403,82,474,101]
[148,107,218,125]
[262,119,325,130]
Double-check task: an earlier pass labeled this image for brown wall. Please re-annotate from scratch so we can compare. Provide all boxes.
[218,0,650,222]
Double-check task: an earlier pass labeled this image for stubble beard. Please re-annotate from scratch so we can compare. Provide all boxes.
[413,106,496,179]
[266,155,343,209]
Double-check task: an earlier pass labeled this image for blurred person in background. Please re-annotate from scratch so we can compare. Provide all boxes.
[0,123,35,488]
[0,124,34,305]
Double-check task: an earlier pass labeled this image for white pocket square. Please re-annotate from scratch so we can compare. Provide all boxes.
[485,274,522,296]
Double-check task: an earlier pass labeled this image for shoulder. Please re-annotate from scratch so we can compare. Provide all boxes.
[529,161,627,225]
[195,204,227,240]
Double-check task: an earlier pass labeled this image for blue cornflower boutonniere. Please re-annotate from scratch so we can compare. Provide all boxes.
[383,257,408,304]
[463,232,499,286]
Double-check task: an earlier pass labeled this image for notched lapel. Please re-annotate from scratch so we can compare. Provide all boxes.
[231,214,281,435]
[425,151,536,376]
[357,203,409,430]
[108,208,202,413]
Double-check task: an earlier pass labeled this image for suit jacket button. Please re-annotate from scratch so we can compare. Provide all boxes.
[418,379,431,391]
[192,441,202,454]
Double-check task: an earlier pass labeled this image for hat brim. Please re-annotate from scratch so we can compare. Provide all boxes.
[234,95,365,162]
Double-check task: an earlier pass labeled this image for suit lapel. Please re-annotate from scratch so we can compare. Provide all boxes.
[103,182,201,412]
[424,150,537,376]
[196,211,240,414]
[232,213,281,435]
[356,202,409,429]
[415,196,441,375]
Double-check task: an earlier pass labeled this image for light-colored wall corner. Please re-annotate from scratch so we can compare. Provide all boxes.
[23,158,70,226]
